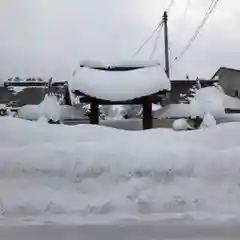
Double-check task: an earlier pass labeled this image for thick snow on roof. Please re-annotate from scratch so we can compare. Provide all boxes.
[1,118,240,224]
[71,64,170,101]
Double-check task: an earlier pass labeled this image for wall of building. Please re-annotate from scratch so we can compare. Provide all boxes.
[218,71,240,97]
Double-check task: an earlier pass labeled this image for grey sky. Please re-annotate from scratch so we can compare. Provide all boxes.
[0,0,238,81]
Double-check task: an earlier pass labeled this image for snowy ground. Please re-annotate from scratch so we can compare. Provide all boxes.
[1,117,240,230]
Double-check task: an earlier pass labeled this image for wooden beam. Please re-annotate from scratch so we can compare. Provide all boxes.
[90,98,99,124]
[64,86,72,106]
[225,108,240,114]
[4,82,48,87]
[4,81,68,87]
[51,81,68,86]
[73,89,168,98]
[142,96,153,130]
[79,97,164,105]
[74,90,168,105]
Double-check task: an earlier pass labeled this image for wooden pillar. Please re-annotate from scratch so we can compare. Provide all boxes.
[142,96,153,130]
[90,98,99,124]
[64,85,72,106]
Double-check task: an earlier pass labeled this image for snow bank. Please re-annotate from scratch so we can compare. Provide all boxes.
[18,95,61,121]
[71,64,170,101]
[18,96,85,121]
[1,117,240,225]
[191,87,240,120]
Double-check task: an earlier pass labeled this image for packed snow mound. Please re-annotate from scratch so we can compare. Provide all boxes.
[200,113,217,129]
[155,87,240,121]
[191,87,240,117]
[172,118,193,131]
[18,95,61,121]
[71,65,170,101]
[18,96,85,121]
[1,117,240,224]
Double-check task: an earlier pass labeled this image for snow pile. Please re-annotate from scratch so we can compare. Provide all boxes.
[155,87,240,123]
[71,64,170,101]
[18,96,85,121]
[172,118,193,131]
[18,95,61,121]
[1,118,240,224]
[200,113,217,129]
[190,87,240,119]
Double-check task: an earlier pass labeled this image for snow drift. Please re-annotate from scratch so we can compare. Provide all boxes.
[1,117,240,225]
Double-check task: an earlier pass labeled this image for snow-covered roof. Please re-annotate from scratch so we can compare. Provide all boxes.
[71,63,170,101]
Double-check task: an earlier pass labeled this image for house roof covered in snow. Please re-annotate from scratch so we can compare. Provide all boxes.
[71,61,170,101]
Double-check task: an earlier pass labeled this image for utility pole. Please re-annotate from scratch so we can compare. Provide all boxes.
[163,11,170,78]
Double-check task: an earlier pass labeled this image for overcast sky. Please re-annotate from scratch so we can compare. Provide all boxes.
[0,0,239,81]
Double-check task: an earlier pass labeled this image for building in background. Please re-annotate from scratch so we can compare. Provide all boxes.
[211,67,240,98]
[169,80,217,104]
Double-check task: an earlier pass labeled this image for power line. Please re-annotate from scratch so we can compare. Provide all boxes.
[175,0,220,61]
[132,21,163,57]
[132,0,175,58]
[149,23,163,59]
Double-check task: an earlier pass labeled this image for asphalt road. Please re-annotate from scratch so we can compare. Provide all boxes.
[0,222,240,240]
